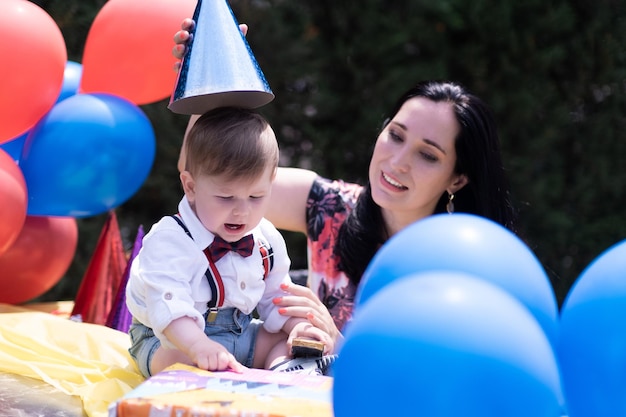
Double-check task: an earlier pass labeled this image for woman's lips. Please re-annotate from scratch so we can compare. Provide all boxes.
[381,171,408,191]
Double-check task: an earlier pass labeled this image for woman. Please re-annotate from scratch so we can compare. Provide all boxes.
[173,22,517,350]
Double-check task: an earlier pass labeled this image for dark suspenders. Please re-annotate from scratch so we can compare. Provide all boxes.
[170,215,273,321]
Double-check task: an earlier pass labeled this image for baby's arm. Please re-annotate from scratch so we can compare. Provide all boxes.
[163,316,244,372]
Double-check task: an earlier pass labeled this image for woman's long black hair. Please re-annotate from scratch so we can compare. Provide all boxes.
[335,80,518,287]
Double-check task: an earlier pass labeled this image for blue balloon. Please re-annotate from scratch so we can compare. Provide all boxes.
[334,272,564,417]
[558,239,626,417]
[357,213,559,346]
[20,93,155,217]
[0,131,28,163]
[56,61,83,103]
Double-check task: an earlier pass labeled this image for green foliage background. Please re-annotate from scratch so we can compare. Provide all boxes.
[30,0,626,307]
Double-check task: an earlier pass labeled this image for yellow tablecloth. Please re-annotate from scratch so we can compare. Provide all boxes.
[0,303,144,417]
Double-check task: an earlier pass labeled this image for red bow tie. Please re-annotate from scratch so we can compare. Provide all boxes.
[208,234,255,262]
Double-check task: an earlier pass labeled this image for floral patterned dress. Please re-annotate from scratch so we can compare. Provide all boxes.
[305,176,363,331]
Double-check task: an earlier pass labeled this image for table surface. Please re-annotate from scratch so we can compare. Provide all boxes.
[0,372,84,417]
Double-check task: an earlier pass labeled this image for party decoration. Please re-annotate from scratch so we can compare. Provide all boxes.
[20,93,156,217]
[0,0,66,142]
[0,149,27,256]
[71,211,127,325]
[168,0,274,114]
[357,213,559,346]
[80,0,197,105]
[0,216,77,305]
[106,225,145,332]
[0,131,28,163]
[1,61,83,163]
[57,61,83,103]
[334,272,563,417]
[558,239,626,417]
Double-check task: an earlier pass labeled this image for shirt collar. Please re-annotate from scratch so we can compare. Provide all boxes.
[177,196,215,250]
[177,196,260,249]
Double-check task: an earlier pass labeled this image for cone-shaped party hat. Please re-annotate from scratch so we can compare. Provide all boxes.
[168,0,274,114]
[70,210,126,325]
[105,224,144,333]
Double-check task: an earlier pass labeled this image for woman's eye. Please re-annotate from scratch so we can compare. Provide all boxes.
[420,151,438,162]
[389,131,403,142]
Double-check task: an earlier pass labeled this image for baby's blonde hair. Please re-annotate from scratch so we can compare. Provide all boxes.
[184,107,278,181]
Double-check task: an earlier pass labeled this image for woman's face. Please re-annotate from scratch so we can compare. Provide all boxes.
[368,96,468,232]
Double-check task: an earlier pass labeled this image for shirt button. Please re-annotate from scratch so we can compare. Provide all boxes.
[240,282,246,290]
[164,292,173,300]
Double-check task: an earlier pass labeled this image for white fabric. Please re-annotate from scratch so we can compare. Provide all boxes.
[126,197,292,349]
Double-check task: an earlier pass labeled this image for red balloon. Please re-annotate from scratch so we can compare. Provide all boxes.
[0,216,78,304]
[80,0,197,105]
[0,149,27,255]
[0,0,66,142]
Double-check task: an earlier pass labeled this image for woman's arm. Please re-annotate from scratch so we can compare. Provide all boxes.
[177,113,200,173]
[267,167,317,233]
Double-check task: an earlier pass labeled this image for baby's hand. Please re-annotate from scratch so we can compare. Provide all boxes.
[187,337,244,373]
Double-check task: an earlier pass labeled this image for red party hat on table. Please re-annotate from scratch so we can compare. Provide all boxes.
[71,210,127,325]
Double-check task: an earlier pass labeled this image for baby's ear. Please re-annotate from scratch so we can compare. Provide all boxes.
[180,171,196,197]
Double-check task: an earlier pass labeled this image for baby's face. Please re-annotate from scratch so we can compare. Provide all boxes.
[187,165,275,242]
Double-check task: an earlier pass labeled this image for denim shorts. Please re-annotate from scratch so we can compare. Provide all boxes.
[128,308,262,378]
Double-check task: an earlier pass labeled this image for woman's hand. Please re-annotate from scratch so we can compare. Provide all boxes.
[284,318,334,356]
[172,18,248,71]
[172,18,194,65]
[275,282,344,353]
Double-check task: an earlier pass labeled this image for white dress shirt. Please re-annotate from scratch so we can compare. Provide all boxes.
[126,196,292,349]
